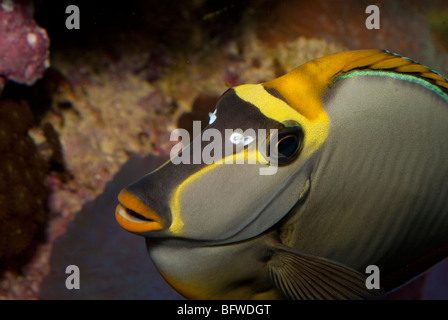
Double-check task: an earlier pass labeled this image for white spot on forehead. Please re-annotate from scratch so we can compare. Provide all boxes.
[27,33,38,47]
[1,0,14,12]
[208,109,217,125]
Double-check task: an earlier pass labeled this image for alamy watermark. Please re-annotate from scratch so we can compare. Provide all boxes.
[65,265,80,290]
[365,5,380,30]
[169,121,280,175]
[65,5,80,30]
[64,5,380,31]
[64,264,380,292]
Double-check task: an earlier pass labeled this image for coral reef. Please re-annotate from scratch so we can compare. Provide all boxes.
[0,99,48,268]
[257,0,448,75]
[0,0,50,87]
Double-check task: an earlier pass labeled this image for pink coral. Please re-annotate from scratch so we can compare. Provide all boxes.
[0,0,49,86]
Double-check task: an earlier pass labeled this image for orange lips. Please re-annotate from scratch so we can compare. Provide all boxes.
[115,190,163,233]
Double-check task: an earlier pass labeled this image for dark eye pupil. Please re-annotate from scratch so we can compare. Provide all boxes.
[262,121,303,166]
[277,136,298,157]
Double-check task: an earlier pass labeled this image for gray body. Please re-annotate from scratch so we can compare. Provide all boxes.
[288,76,448,275]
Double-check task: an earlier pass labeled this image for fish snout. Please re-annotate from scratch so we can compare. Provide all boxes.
[115,190,163,234]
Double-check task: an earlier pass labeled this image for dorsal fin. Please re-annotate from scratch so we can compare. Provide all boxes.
[333,50,448,95]
[263,50,448,121]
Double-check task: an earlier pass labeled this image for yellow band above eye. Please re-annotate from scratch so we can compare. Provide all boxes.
[234,84,330,162]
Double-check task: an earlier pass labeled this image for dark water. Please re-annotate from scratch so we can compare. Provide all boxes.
[40,155,183,299]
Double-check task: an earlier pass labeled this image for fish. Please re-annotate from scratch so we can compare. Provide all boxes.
[115,50,448,299]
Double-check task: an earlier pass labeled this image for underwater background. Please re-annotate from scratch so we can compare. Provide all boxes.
[0,0,447,299]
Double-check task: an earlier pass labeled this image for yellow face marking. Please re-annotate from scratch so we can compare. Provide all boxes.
[169,148,266,235]
[169,164,215,234]
[234,84,330,162]
[233,84,303,123]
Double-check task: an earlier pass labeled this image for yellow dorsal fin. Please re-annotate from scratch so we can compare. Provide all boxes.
[263,50,448,120]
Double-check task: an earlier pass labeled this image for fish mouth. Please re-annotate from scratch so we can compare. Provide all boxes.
[115,190,163,233]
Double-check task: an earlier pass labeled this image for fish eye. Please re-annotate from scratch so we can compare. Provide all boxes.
[265,121,304,165]
[277,135,300,157]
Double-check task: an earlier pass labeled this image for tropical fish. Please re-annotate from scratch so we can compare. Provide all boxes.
[115,50,448,299]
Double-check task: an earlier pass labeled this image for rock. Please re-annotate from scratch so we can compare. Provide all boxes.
[0,0,50,86]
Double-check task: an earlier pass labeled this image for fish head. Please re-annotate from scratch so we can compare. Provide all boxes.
[115,83,329,243]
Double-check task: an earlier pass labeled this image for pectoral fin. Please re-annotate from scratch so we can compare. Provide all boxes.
[267,244,385,300]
